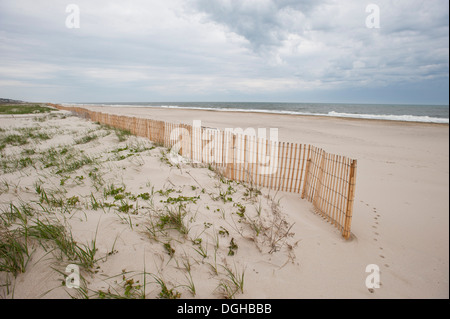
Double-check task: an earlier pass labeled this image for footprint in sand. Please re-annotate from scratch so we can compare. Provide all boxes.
[366,203,391,269]
[369,206,380,241]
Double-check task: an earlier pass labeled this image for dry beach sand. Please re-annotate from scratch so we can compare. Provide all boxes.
[0,106,448,299]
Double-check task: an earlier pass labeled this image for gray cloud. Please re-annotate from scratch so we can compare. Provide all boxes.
[189,0,322,51]
[0,0,448,103]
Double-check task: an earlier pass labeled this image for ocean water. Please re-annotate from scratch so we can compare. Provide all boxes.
[71,102,449,124]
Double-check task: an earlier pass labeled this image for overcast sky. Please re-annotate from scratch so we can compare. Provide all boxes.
[0,0,448,104]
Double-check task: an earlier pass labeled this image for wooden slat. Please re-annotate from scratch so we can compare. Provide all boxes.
[273,141,282,190]
[261,139,268,188]
[269,140,277,190]
[329,154,336,221]
[326,154,335,224]
[251,135,255,184]
[339,157,348,231]
[238,134,243,183]
[321,152,330,219]
[265,138,271,188]
[288,143,298,193]
[254,137,260,187]
[297,144,307,194]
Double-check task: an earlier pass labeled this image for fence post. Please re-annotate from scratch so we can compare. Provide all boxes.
[343,159,357,239]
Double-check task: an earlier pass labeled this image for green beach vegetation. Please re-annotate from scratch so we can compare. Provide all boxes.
[0,104,54,115]
[0,110,296,299]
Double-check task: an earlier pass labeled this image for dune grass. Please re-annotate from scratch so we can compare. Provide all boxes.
[0,104,54,115]
[0,110,298,299]
[0,229,30,276]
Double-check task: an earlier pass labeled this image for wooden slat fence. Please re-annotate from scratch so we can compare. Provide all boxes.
[49,104,357,239]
